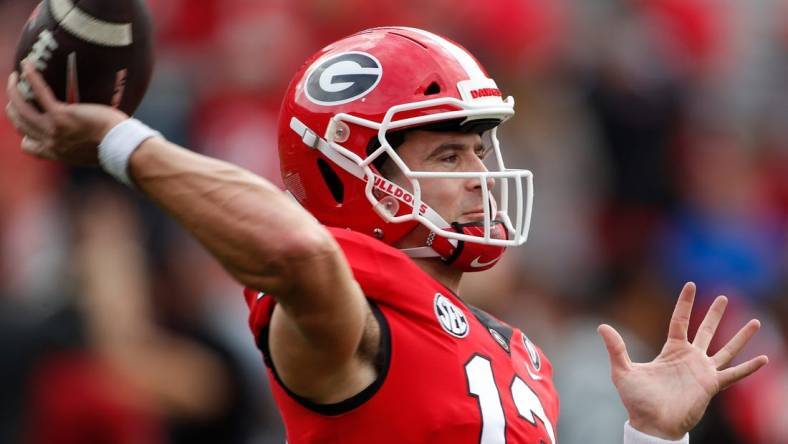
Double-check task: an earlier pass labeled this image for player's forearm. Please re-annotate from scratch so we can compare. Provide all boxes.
[128,137,332,293]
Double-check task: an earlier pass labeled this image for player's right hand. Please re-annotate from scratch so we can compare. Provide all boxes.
[5,61,128,165]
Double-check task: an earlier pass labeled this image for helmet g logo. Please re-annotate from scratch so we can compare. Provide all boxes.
[305,52,382,106]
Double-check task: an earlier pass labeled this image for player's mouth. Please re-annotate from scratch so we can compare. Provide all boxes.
[458,209,486,222]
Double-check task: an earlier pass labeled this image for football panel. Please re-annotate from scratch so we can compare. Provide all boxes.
[13,0,154,115]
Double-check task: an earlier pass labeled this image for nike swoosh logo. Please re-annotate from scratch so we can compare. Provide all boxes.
[470,257,500,268]
[50,0,133,47]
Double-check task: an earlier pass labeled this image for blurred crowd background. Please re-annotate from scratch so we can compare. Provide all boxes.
[1,0,786,443]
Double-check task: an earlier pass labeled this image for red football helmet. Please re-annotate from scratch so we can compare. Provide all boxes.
[278,27,533,271]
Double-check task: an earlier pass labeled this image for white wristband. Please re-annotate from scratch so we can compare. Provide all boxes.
[98,118,162,187]
[624,421,689,444]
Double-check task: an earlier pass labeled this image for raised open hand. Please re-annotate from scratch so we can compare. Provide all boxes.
[598,282,768,440]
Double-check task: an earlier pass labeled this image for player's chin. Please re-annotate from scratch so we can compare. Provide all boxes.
[456,213,486,224]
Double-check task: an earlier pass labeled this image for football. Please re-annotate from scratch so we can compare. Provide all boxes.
[13,0,154,115]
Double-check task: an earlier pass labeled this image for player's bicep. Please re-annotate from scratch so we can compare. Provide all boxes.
[265,234,373,393]
[267,266,373,403]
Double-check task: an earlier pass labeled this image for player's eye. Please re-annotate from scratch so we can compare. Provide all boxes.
[440,154,459,163]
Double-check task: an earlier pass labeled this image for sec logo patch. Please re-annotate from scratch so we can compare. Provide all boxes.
[434,293,469,338]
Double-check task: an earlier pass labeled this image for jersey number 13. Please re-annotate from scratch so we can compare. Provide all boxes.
[465,355,555,444]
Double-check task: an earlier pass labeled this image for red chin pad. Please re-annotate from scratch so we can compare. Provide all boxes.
[430,221,508,272]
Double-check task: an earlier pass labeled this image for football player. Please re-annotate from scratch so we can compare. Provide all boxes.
[5,27,768,443]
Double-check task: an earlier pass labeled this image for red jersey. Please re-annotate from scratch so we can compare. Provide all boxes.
[245,227,559,443]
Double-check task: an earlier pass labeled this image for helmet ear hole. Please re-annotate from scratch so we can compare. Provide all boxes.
[424,81,441,96]
[316,158,344,204]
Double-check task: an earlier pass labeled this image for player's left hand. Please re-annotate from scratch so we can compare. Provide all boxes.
[598,282,769,440]
[5,61,127,165]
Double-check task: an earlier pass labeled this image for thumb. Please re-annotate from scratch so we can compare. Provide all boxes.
[21,136,53,159]
[598,324,632,373]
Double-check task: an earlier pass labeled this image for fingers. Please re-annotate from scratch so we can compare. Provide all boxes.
[667,282,696,342]
[6,70,23,100]
[22,60,59,112]
[6,72,54,138]
[718,355,769,390]
[692,295,728,352]
[598,324,632,373]
[712,319,762,368]
[6,102,40,139]
[21,136,55,159]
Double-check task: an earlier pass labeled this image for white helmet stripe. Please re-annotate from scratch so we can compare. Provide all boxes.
[394,27,486,80]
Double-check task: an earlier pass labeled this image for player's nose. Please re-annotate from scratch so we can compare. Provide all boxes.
[474,175,494,190]
[465,158,494,192]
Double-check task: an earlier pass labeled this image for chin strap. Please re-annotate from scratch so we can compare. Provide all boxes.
[400,222,508,272]
[400,246,442,258]
[401,232,445,259]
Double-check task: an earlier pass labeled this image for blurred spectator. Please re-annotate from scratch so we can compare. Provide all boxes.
[1,183,267,443]
[658,124,784,302]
